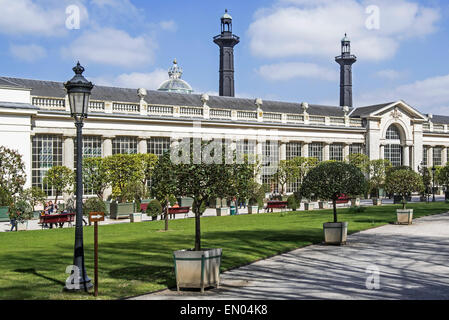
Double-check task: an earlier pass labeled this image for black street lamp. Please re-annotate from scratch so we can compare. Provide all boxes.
[63,62,93,292]
[432,166,436,202]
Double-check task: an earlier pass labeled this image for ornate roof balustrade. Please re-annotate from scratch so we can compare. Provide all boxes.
[30,95,370,129]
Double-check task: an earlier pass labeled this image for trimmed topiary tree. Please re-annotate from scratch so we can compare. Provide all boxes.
[301,161,367,223]
[385,169,424,210]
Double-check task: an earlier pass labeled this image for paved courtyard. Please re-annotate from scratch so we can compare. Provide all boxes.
[132,212,449,300]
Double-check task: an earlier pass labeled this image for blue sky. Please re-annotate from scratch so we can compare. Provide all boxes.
[1,0,449,115]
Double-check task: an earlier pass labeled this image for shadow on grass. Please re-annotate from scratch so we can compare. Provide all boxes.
[14,268,65,286]
[108,264,173,287]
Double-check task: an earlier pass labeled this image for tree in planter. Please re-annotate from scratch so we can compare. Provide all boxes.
[288,157,318,202]
[385,169,424,210]
[177,158,226,251]
[229,154,261,211]
[146,199,162,220]
[136,153,159,199]
[0,146,27,207]
[43,166,74,205]
[151,152,178,231]
[271,160,295,196]
[419,166,432,201]
[368,159,392,198]
[247,181,264,213]
[437,164,449,199]
[83,157,110,200]
[104,154,141,203]
[301,162,367,223]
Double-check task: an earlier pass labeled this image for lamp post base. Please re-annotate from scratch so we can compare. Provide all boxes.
[63,279,93,292]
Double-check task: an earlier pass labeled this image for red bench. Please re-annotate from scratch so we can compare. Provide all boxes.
[39,213,76,229]
[165,207,190,219]
[265,201,288,213]
[336,194,350,204]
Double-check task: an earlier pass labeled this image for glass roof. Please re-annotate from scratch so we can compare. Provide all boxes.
[158,59,193,94]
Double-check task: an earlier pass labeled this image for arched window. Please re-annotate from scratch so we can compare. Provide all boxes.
[385,125,403,166]
[386,125,401,140]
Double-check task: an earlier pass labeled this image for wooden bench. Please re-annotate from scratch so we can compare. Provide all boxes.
[165,207,190,219]
[265,201,288,213]
[39,213,76,229]
[336,195,350,204]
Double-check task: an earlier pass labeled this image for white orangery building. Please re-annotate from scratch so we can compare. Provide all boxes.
[1,62,448,199]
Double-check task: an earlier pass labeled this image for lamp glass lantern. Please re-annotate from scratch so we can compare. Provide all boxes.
[65,62,93,123]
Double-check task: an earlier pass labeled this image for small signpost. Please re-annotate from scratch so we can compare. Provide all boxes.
[89,212,105,297]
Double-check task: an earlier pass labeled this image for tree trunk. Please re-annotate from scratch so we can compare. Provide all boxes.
[194,201,201,251]
[165,197,169,231]
[333,199,337,223]
[402,195,406,210]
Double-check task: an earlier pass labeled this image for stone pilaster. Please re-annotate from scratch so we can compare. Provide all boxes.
[323,143,330,161]
[138,138,148,154]
[63,136,75,170]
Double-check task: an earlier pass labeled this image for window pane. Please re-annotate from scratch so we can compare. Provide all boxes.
[32,135,63,197]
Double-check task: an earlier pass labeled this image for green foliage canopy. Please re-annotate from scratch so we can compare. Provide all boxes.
[301,161,367,222]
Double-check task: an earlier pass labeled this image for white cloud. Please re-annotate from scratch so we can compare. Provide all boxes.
[0,0,66,36]
[357,73,449,114]
[375,69,406,80]
[257,62,338,81]
[248,0,440,61]
[160,20,177,32]
[92,69,168,90]
[61,28,157,68]
[9,44,47,62]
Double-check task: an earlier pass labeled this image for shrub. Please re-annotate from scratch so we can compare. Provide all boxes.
[287,195,297,211]
[83,198,107,217]
[146,199,162,218]
[9,200,33,223]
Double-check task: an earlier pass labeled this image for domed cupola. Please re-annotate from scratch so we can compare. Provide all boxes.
[158,59,193,94]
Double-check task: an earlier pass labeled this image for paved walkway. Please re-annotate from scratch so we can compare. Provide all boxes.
[132,212,449,300]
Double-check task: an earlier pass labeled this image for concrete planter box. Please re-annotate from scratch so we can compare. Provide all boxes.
[350,198,360,207]
[372,198,382,206]
[110,202,135,219]
[0,206,9,222]
[318,201,329,209]
[178,197,194,208]
[304,202,314,211]
[323,222,348,245]
[216,207,228,216]
[130,213,142,223]
[397,209,413,225]
[248,205,259,214]
[16,221,29,231]
[174,248,222,293]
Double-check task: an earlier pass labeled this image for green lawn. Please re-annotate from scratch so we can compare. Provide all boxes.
[0,202,447,300]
